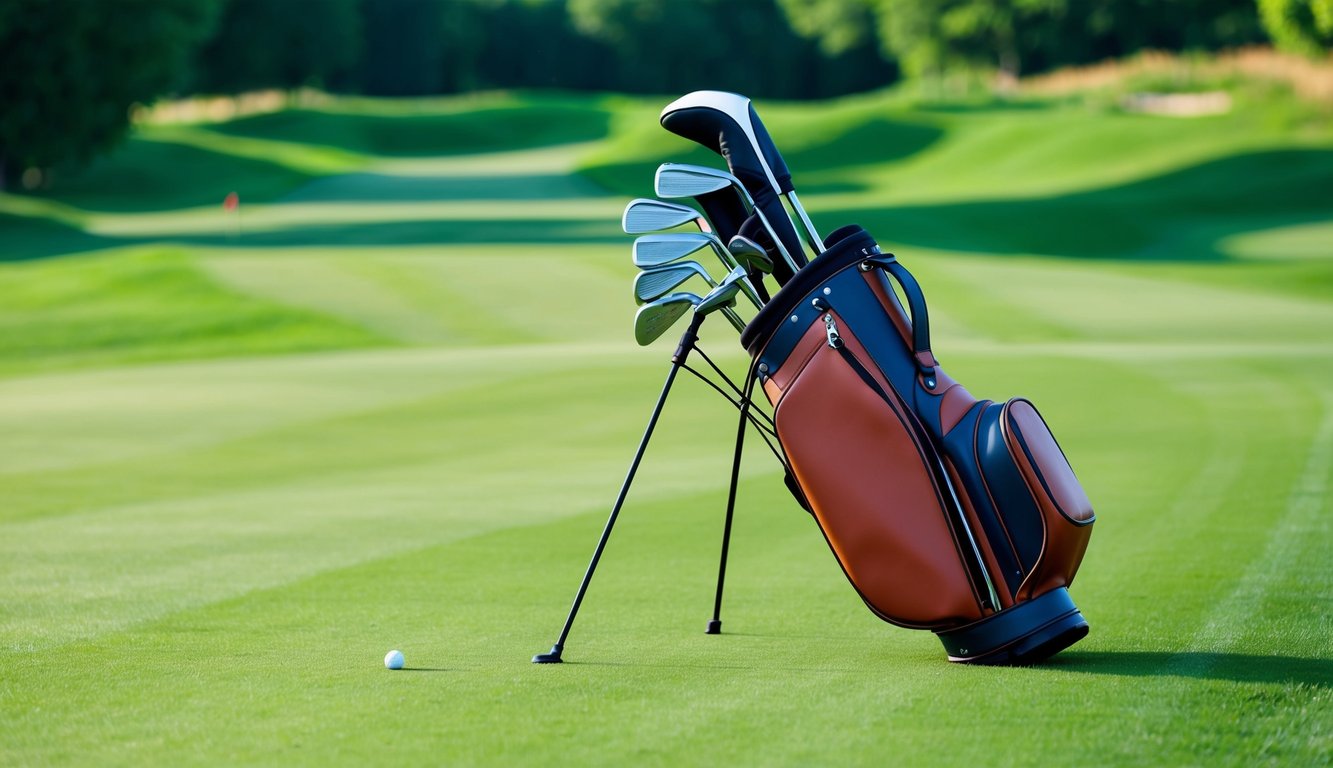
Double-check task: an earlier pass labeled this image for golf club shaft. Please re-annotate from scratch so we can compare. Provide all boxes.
[706,249,764,311]
[720,307,746,333]
[785,191,824,255]
[752,206,802,275]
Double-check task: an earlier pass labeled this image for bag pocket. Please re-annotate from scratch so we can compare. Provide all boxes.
[772,314,985,629]
[1001,400,1094,526]
[971,398,1095,601]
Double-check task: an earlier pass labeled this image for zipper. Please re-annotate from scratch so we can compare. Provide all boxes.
[819,312,1000,613]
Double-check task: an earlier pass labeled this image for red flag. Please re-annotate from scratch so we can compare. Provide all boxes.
[223,192,239,211]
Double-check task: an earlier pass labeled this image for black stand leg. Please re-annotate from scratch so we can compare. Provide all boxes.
[706,367,759,635]
[534,315,705,664]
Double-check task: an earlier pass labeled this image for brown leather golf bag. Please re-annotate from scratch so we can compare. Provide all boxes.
[740,224,1096,664]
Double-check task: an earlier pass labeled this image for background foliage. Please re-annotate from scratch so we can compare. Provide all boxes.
[0,0,1328,182]
[0,0,220,185]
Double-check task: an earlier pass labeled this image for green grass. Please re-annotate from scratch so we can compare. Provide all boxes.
[0,247,388,374]
[0,82,1330,766]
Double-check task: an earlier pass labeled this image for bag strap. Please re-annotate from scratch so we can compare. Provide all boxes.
[860,255,938,385]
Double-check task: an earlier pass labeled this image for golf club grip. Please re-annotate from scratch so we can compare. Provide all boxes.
[660,94,793,195]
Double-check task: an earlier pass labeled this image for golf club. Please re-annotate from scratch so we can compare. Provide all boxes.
[659,91,824,261]
[654,163,750,208]
[697,267,750,333]
[631,232,732,270]
[633,260,715,304]
[622,198,712,235]
[727,234,773,274]
[696,267,746,317]
[634,289,745,347]
[631,232,763,309]
[633,292,699,346]
[654,163,800,278]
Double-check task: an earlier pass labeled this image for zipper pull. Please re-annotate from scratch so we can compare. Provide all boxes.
[824,314,843,349]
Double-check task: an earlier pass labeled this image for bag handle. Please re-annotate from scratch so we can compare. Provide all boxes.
[861,255,938,386]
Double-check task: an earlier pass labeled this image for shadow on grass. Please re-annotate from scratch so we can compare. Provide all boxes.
[582,115,946,198]
[207,103,614,158]
[1048,651,1332,687]
[23,138,316,213]
[554,650,1333,684]
[282,173,607,202]
[0,213,625,261]
[0,214,119,262]
[782,118,944,184]
[6,147,1330,263]
[822,148,1333,261]
[172,218,626,248]
[911,99,1056,114]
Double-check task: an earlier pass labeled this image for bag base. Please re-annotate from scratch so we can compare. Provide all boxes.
[935,587,1088,665]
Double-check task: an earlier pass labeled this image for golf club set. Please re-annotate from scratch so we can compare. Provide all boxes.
[536,92,1097,666]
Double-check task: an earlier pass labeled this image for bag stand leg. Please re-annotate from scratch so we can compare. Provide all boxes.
[706,367,758,634]
[533,314,706,664]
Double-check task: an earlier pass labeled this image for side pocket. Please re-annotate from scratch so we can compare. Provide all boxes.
[774,325,984,629]
[1002,399,1095,526]
[1000,398,1095,600]
[943,401,1037,605]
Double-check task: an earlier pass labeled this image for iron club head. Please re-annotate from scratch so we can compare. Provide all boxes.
[633,261,716,305]
[696,269,745,317]
[633,292,700,346]
[654,163,754,207]
[728,234,774,274]
[632,232,730,269]
[621,198,711,234]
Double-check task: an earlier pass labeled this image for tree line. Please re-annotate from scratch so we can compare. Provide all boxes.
[2,0,1330,187]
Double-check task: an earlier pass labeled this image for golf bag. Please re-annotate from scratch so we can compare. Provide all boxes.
[739,224,1096,664]
[536,90,1096,668]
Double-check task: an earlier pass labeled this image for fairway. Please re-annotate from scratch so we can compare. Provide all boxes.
[1,88,1330,766]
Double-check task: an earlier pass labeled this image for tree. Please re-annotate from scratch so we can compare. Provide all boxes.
[1259,0,1333,56]
[778,0,880,56]
[437,0,500,93]
[360,0,447,96]
[473,0,616,92]
[873,0,1068,79]
[566,0,893,97]
[0,0,220,189]
[192,0,361,94]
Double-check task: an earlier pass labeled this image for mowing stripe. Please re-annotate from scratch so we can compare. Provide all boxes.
[1167,394,1333,673]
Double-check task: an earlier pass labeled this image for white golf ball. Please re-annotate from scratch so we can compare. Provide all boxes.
[384,650,405,670]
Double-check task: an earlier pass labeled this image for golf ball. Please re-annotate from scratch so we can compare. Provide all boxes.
[384,650,405,670]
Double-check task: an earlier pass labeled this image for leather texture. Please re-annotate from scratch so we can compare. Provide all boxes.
[773,317,983,627]
[748,224,1095,637]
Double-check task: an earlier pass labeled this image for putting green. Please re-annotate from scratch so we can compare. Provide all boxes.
[0,87,1329,766]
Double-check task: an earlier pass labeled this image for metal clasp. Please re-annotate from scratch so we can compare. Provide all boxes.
[824,314,843,349]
